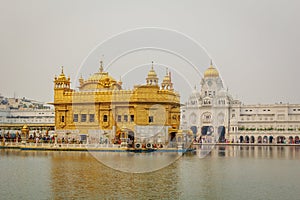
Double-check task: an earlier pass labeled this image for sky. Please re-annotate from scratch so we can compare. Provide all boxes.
[0,0,300,104]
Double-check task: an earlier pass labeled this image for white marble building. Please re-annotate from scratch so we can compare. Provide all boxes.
[181,62,300,144]
[0,96,55,134]
[0,109,54,126]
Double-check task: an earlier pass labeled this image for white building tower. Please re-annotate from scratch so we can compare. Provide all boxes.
[181,61,232,142]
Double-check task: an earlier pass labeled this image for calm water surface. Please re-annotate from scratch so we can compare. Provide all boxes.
[1,145,300,200]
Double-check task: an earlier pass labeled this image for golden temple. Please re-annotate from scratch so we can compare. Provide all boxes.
[52,61,180,145]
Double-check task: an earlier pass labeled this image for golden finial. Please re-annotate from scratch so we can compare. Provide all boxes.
[61,66,64,74]
[79,74,84,85]
[210,59,213,66]
[100,60,104,73]
[151,61,154,70]
[166,67,169,75]
[79,74,83,80]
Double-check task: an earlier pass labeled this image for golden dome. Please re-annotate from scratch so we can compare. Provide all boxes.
[163,75,170,81]
[87,60,117,83]
[87,72,115,82]
[147,67,157,78]
[57,66,67,80]
[78,60,122,90]
[146,63,159,86]
[204,64,219,78]
[84,72,118,89]
[79,69,122,90]
[58,74,66,80]
[147,61,158,78]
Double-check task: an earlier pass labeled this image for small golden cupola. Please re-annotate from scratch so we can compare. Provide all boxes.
[54,66,71,89]
[161,68,173,90]
[146,61,159,86]
[204,60,219,78]
[79,74,84,86]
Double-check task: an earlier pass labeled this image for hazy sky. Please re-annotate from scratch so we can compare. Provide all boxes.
[0,0,299,104]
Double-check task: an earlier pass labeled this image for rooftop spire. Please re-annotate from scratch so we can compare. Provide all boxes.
[161,67,173,90]
[61,66,64,74]
[99,60,104,73]
[146,61,158,86]
[210,59,213,66]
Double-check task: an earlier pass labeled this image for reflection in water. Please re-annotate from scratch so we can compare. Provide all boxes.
[194,145,300,160]
[50,152,181,199]
[1,146,300,199]
[89,151,181,173]
[0,150,52,200]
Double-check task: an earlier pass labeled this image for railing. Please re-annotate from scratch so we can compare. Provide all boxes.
[2,142,19,146]
[1,141,121,149]
[1,141,195,150]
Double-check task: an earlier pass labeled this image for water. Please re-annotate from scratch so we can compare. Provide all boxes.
[1,145,300,199]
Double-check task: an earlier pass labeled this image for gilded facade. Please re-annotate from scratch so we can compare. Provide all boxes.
[52,62,180,145]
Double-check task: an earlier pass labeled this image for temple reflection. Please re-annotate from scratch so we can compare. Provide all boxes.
[50,152,181,199]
